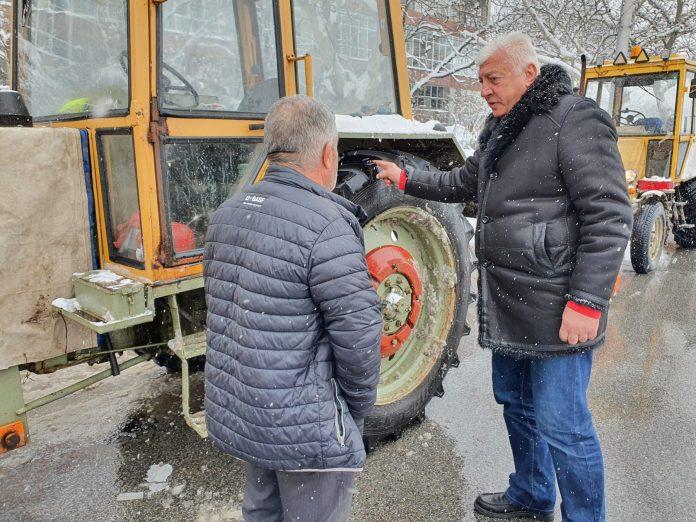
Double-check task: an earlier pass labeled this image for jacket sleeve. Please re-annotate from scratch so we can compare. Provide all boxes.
[308,217,383,419]
[558,99,633,310]
[404,148,479,203]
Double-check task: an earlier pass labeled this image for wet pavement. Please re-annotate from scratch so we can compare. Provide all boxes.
[1,243,694,521]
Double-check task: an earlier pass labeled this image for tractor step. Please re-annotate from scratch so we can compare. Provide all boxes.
[167,331,206,360]
[184,410,208,438]
[52,270,154,334]
[166,294,208,440]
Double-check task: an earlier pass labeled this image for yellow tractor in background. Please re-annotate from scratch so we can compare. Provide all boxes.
[583,46,696,273]
[0,0,473,454]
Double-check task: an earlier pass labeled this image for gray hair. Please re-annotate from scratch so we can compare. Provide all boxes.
[476,32,540,74]
[264,95,338,168]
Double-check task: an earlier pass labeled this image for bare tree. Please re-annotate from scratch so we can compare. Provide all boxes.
[491,0,620,78]
[402,0,496,93]
[633,0,696,55]
[447,88,490,148]
[490,0,694,74]
[616,0,638,54]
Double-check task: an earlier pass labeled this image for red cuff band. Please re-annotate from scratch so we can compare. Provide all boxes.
[398,169,407,191]
[567,301,602,319]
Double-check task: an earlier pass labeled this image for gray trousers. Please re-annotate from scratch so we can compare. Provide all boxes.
[241,462,357,522]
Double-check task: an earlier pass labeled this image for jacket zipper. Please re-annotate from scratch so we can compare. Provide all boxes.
[477,169,495,341]
[331,378,346,447]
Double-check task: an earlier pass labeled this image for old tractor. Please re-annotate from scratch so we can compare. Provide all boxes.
[583,46,696,273]
[0,0,473,454]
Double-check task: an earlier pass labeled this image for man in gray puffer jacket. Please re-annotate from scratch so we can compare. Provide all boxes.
[204,95,382,521]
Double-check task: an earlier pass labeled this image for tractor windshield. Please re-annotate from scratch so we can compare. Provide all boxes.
[15,0,129,119]
[586,72,679,135]
[159,0,281,115]
[292,0,398,116]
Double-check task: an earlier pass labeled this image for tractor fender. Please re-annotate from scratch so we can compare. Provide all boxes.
[636,190,670,208]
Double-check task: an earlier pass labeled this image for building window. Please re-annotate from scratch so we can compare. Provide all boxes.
[407,29,473,77]
[336,10,376,61]
[414,85,448,110]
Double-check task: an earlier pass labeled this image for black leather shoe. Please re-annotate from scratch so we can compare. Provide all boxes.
[474,492,554,520]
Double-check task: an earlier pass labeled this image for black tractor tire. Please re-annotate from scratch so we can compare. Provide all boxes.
[337,150,472,447]
[630,202,667,273]
[674,179,696,248]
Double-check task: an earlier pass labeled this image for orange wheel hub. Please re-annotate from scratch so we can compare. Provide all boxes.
[366,245,423,358]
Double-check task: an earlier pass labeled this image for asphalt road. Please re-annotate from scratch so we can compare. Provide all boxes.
[1,243,694,521]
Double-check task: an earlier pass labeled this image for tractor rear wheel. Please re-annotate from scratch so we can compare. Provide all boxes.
[630,202,667,273]
[338,151,472,446]
[674,179,696,248]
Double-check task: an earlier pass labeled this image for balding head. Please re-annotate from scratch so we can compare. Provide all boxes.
[265,95,338,172]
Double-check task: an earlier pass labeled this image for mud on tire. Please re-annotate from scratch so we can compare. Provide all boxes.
[630,202,666,273]
[674,179,696,248]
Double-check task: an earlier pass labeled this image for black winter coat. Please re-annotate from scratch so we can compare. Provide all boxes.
[405,65,633,358]
[203,165,382,470]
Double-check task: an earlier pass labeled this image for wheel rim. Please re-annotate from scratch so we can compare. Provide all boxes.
[648,214,665,261]
[364,206,458,405]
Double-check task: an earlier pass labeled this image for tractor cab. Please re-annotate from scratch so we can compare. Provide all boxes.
[1,0,471,451]
[583,47,696,272]
[8,0,411,274]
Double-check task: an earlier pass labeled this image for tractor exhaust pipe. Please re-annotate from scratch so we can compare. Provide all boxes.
[579,54,587,97]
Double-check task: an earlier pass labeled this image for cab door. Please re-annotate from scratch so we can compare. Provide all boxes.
[147,0,297,279]
[677,70,696,181]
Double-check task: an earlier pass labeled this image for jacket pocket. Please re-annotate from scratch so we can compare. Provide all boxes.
[532,222,555,273]
[331,378,346,447]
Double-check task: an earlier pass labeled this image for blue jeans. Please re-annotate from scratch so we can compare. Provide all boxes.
[492,351,605,522]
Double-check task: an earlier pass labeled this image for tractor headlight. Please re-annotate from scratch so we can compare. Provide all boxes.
[625,169,638,183]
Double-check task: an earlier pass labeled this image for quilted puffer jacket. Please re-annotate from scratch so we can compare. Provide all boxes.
[204,164,382,471]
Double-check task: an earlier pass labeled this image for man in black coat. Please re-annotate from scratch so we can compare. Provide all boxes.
[204,95,382,521]
[376,32,632,521]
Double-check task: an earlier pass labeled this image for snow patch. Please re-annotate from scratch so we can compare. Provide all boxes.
[146,462,173,493]
[51,298,81,313]
[335,114,448,135]
[116,492,144,502]
[81,270,133,287]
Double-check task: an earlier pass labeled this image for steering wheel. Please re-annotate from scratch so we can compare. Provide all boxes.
[120,51,200,109]
[619,108,648,125]
[161,62,200,109]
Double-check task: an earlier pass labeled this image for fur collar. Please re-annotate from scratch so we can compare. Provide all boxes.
[479,64,573,175]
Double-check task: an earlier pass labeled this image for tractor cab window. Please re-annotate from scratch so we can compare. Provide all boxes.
[292,0,398,116]
[586,72,679,136]
[160,139,264,259]
[16,0,129,119]
[681,72,695,135]
[159,0,281,115]
[97,131,144,268]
